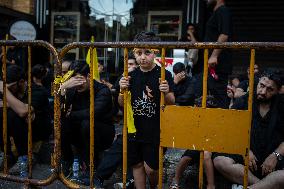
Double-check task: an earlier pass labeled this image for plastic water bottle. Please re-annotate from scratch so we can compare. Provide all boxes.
[72,158,80,179]
[19,156,28,178]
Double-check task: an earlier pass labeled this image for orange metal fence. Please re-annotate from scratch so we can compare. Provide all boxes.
[1,40,284,189]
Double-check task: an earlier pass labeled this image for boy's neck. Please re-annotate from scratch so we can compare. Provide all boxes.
[140,63,156,72]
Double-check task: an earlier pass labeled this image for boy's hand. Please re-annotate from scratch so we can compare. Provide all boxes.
[119,76,131,91]
[159,80,170,94]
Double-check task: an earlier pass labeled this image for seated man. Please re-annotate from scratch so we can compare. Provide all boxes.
[93,55,139,189]
[173,62,195,106]
[0,65,51,175]
[60,61,115,179]
[213,70,284,189]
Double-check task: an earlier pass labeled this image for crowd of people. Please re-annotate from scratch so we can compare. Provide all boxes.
[0,0,284,189]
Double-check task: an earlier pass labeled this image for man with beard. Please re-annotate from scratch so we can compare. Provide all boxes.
[195,0,232,108]
[213,71,284,189]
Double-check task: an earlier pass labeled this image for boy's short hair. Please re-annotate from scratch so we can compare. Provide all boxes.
[6,65,25,84]
[70,60,90,77]
[173,62,186,74]
[133,31,161,42]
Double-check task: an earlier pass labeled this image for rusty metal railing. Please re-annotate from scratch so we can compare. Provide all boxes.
[0,40,59,188]
[60,41,284,189]
[1,40,284,189]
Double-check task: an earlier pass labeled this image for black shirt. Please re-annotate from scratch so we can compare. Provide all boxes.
[204,5,233,77]
[232,95,284,164]
[64,80,113,125]
[174,76,195,106]
[129,65,174,143]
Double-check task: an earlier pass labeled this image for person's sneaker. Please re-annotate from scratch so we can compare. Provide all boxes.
[61,161,72,178]
[232,184,243,189]
[113,179,135,189]
[9,155,28,176]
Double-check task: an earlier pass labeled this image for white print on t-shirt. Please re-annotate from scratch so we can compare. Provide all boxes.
[132,85,157,118]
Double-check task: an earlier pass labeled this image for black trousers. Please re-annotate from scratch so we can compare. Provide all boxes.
[194,73,228,108]
[61,118,115,167]
[0,108,49,156]
[95,135,133,181]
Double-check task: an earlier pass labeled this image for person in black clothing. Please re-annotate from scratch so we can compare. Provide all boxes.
[179,23,200,75]
[195,0,232,108]
[60,61,115,175]
[213,71,284,189]
[119,31,175,189]
[234,64,260,98]
[173,62,195,106]
[0,65,51,175]
[92,55,138,188]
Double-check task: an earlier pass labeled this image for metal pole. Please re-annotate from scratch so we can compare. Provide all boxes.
[122,48,128,189]
[243,49,255,188]
[27,46,33,179]
[89,47,95,188]
[2,45,8,175]
[199,49,209,188]
[158,48,166,189]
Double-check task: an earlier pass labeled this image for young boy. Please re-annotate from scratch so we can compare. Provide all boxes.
[118,31,175,189]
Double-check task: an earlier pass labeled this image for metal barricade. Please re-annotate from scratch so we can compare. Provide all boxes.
[1,41,284,189]
[0,40,60,188]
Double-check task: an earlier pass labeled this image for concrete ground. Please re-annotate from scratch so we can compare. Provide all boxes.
[0,122,232,188]
[0,148,232,189]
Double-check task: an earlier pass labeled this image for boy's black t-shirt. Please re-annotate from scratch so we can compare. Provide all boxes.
[129,65,174,143]
[204,5,233,77]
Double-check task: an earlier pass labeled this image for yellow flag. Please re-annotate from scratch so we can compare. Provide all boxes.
[86,36,100,80]
[127,91,136,134]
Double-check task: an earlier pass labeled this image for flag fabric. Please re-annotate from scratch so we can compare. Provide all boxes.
[127,91,136,134]
[86,36,100,80]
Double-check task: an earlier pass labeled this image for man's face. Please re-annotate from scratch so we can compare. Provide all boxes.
[256,77,279,103]
[98,64,104,73]
[134,49,156,70]
[187,26,195,34]
[75,74,89,93]
[62,61,71,76]
[128,59,138,72]
[247,64,259,78]
[207,0,217,9]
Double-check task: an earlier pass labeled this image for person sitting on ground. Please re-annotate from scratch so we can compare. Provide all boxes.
[60,60,115,182]
[227,75,241,109]
[173,62,195,106]
[0,65,51,175]
[92,54,139,189]
[234,64,260,98]
[213,70,284,189]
